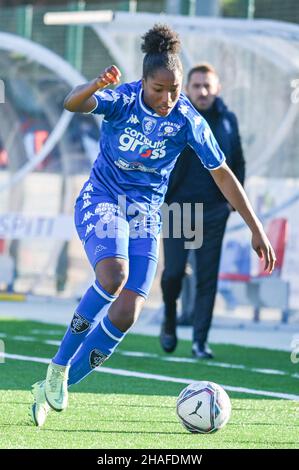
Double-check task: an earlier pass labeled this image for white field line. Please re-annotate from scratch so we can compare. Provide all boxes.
[118,351,290,377]
[0,332,297,379]
[30,329,64,336]
[1,352,299,401]
[12,336,37,342]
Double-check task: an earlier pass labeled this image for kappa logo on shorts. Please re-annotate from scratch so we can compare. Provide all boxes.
[94,244,107,255]
[89,349,108,369]
[81,199,92,210]
[83,182,94,192]
[82,211,94,224]
[85,223,96,236]
[70,312,91,334]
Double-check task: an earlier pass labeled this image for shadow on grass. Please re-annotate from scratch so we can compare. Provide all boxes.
[31,428,187,436]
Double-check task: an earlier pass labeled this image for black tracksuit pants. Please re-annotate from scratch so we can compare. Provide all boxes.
[161,202,230,345]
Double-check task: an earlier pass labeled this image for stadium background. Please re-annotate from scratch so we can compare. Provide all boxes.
[1,0,299,324]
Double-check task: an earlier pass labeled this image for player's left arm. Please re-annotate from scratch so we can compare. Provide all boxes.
[210,162,276,273]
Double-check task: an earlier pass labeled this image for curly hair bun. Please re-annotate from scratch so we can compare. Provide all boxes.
[141,24,181,55]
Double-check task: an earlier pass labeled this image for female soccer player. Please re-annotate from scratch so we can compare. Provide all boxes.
[31,24,275,426]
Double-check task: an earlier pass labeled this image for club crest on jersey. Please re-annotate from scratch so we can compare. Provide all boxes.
[89,349,108,369]
[142,116,157,135]
[70,312,90,334]
[158,121,181,137]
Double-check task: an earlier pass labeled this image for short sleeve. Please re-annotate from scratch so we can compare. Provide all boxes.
[88,88,123,119]
[183,99,226,170]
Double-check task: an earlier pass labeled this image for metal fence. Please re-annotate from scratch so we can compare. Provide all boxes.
[222,0,299,23]
[0,1,298,80]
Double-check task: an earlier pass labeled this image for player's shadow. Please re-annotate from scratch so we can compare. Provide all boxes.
[83,402,174,408]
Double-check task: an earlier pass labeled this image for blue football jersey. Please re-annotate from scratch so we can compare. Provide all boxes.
[88,80,225,209]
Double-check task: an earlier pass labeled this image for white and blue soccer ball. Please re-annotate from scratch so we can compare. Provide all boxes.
[176,381,231,434]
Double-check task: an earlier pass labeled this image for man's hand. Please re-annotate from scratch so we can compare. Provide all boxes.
[95,65,121,89]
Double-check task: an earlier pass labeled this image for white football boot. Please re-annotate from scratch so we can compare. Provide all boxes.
[31,380,51,427]
[45,362,70,411]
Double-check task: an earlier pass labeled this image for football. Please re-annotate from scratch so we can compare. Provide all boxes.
[176,381,231,433]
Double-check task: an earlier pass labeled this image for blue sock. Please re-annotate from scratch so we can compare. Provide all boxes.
[53,281,117,366]
[68,313,125,386]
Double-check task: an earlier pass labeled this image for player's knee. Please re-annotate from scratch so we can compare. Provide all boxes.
[98,271,128,295]
[96,259,128,295]
[108,291,145,332]
[103,275,127,295]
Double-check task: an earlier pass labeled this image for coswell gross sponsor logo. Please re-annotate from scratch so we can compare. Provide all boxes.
[118,127,167,159]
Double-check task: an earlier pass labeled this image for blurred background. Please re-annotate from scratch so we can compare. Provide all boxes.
[0,0,299,331]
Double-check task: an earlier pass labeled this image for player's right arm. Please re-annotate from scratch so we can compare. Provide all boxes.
[63,65,121,113]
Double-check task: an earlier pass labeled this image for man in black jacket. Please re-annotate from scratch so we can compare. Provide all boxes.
[160,63,245,358]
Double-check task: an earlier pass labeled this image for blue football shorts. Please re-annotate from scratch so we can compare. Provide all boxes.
[74,180,161,298]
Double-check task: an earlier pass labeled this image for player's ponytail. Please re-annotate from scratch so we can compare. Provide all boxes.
[141,24,183,79]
